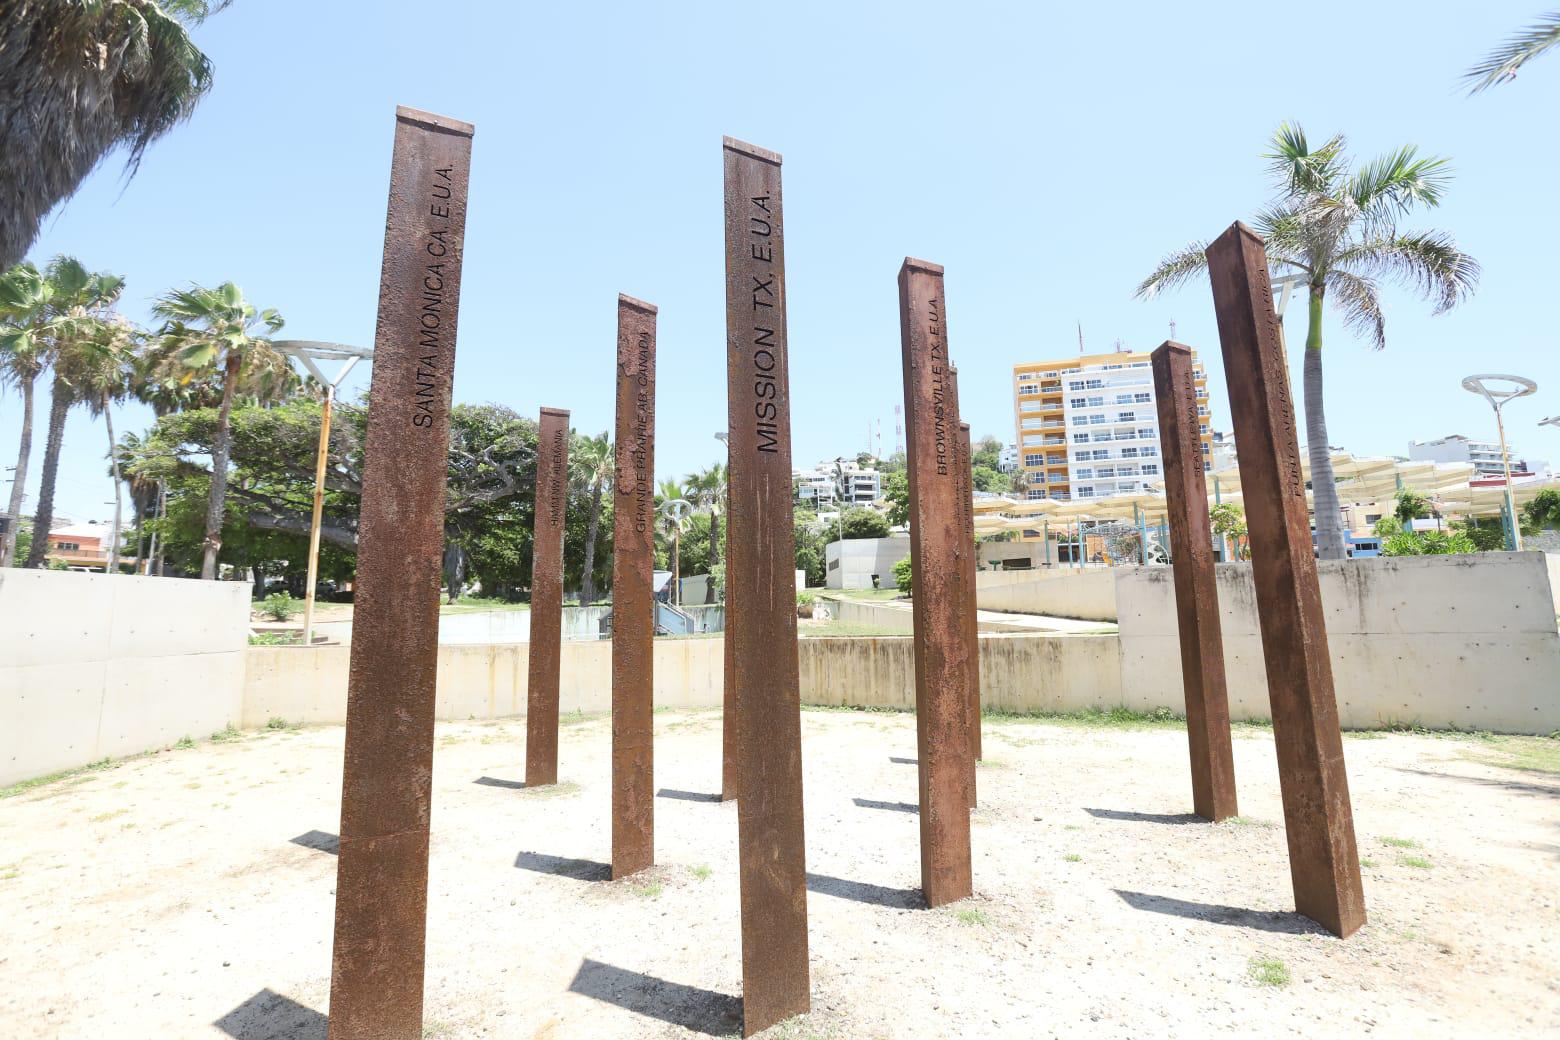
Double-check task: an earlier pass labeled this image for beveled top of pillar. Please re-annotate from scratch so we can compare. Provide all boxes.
[1153,340,1194,358]
[394,106,475,138]
[539,406,571,418]
[1212,220,1262,247]
[617,293,659,315]
[900,257,945,276]
[723,136,782,166]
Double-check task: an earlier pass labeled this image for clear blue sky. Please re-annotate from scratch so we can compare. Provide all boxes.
[6,1,1558,523]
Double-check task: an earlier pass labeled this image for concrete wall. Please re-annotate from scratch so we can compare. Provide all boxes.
[827,597,914,632]
[1117,552,1560,733]
[436,606,612,645]
[825,536,911,590]
[1,570,250,786]
[975,567,1120,622]
[243,636,726,727]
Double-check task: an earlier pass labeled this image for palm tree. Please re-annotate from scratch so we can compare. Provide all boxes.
[572,431,614,606]
[21,258,127,569]
[151,282,285,579]
[656,479,693,607]
[1137,124,1478,560]
[687,461,728,572]
[1465,12,1560,92]
[65,316,142,572]
[0,1,232,268]
[0,262,53,566]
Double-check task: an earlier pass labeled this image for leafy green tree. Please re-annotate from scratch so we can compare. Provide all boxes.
[1210,502,1249,560]
[686,462,728,573]
[840,507,890,540]
[1465,13,1560,93]
[1522,488,1560,531]
[892,554,913,594]
[1393,488,1433,525]
[151,282,286,578]
[793,509,827,587]
[572,432,614,605]
[972,435,1004,470]
[0,2,233,268]
[655,478,693,602]
[61,314,143,571]
[971,465,1005,493]
[22,257,127,569]
[1138,124,1479,560]
[882,470,909,527]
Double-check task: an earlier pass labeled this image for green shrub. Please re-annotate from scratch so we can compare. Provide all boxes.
[261,592,299,621]
[892,555,913,594]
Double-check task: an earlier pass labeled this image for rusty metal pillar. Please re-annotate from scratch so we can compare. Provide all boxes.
[723,136,810,1036]
[1150,342,1238,822]
[1205,223,1366,938]
[327,106,473,1040]
[525,406,571,787]
[897,258,974,908]
[611,295,657,880]
[956,419,981,776]
[946,366,977,809]
[722,448,739,802]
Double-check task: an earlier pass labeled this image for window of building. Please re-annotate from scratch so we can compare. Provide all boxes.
[1089,414,1107,425]
[1047,454,1065,465]
[1087,396,1105,408]
[1020,417,1043,429]
[1138,427,1156,439]
[1141,445,1158,457]
[1019,399,1044,413]
[1134,392,1151,403]
[1069,397,1087,408]
[56,541,81,551]
[1023,452,1042,467]
[1117,411,1135,422]
[1071,415,1086,426]
[1029,471,1046,484]
[1120,447,1138,458]
[1142,463,1159,475]
[1076,486,1094,498]
[1071,433,1089,444]
[1067,380,1084,391]
[1115,394,1134,405]
[1097,467,1115,478]
[1018,384,1037,395]
[1026,489,1045,500]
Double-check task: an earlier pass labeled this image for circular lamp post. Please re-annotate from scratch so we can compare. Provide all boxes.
[1462,373,1537,551]
[274,340,374,644]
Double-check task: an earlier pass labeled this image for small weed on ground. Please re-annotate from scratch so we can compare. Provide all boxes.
[952,907,989,927]
[265,717,297,731]
[1248,956,1290,987]
[1360,858,1378,869]
[1224,816,1275,829]
[1399,854,1433,869]
[1063,853,1082,863]
[690,864,712,881]
[1380,836,1418,849]
[173,736,195,750]
[88,809,126,823]
[210,724,241,744]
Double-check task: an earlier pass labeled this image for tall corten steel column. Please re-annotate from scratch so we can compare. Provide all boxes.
[525,406,571,787]
[956,419,981,778]
[1149,342,1237,822]
[328,106,472,1040]
[722,454,739,802]
[898,258,974,908]
[612,295,657,879]
[723,136,810,1037]
[946,366,978,809]
[1205,223,1365,938]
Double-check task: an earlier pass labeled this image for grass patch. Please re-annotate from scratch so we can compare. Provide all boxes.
[1462,733,1560,777]
[265,716,298,731]
[798,621,913,638]
[690,864,713,881]
[523,780,581,799]
[2,757,128,799]
[441,595,530,614]
[1248,955,1290,987]
[1379,836,1418,849]
[0,864,19,881]
[628,878,664,899]
[173,736,196,750]
[1063,853,1082,863]
[1224,816,1276,829]
[210,723,241,744]
[560,710,603,727]
[952,907,989,927]
[88,809,126,823]
[248,631,303,646]
[1398,854,1433,869]
[817,588,905,602]
[1360,858,1378,869]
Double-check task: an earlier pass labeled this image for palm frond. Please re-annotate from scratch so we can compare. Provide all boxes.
[1348,146,1452,217]
[1334,231,1480,314]
[1325,271,1387,350]
[1264,122,1346,196]
[1464,12,1560,93]
[1134,242,1210,300]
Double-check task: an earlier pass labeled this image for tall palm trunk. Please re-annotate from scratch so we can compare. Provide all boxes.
[708,510,721,570]
[580,479,604,605]
[23,373,70,568]
[103,396,122,574]
[201,352,241,579]
[671,531,680,606]
[1303,287,1347,561]
[2,371,36,567]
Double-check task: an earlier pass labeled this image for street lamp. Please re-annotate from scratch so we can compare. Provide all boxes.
[1540,415,1560,431]
[274,340,374,644]
[1462,373,1537,551]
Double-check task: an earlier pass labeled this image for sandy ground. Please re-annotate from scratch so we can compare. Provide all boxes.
[1,710,1556,1039]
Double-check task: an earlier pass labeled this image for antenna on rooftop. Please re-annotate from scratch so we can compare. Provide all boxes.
[1169,319,1176,340]
[1077,322,1084,355]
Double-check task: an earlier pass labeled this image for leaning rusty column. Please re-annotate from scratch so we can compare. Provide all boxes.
[723,136,811,1036]
[611,295,657,879]
[897,258,974,908]
[328,106,473,1040]
[1205,223,1365,937]
[1150,342,1238,822]
[956,419,981,776]
[946,366,978,809]
[525,406,571,787]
